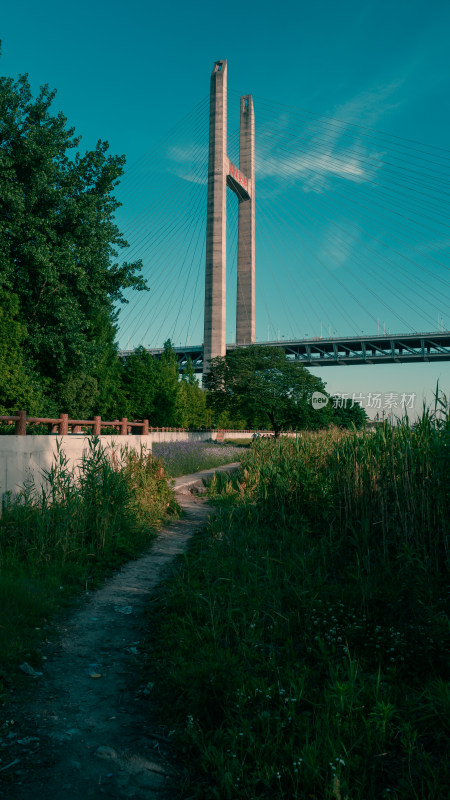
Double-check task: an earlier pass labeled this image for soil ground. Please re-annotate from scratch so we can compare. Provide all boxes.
[0,464,239,800]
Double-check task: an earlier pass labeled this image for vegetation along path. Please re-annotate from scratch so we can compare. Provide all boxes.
[0,463,239,800]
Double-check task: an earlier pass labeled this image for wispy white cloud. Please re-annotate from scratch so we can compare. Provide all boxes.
[256,80,404,193]
[256,149,367,188]
[166,142,208,184]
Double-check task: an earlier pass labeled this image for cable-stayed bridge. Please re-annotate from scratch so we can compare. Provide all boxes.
[116,61,450,374]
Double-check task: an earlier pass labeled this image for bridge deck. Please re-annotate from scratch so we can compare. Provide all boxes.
[119,332,450,372]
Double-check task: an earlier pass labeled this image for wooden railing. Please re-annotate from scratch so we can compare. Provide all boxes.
[0,412,151,436]
[0,413,264,437]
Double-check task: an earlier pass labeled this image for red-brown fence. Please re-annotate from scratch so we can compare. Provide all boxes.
[0,412,262,437]
[0,412,190,436]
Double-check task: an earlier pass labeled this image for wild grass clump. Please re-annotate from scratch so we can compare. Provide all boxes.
[0,438,177,672]
[238,408,449,573]
[152,440,242,477]
[146,405,449,799]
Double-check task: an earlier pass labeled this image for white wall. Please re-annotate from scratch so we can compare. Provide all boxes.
[0,429,270,505]
[0,435,151,503]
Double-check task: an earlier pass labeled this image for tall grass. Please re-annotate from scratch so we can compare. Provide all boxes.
[0,438,177,674]
[145,407,450,799]
[240,411,449,573]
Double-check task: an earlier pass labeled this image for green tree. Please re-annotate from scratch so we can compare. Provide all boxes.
[332,397,368,429]
[89,308,128,419]
[0,289,45,414]
[205,345,332,436]
[0,74,147,415]
[122,346,156,422]
[152,340,180,426]
[175,358,207,428]
[215,408,248,430]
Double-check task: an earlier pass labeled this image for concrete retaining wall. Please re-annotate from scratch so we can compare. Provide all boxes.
[0,430,265,503]
[0,435,154,503]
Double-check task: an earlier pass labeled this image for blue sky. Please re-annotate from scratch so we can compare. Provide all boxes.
[1,0,449,416]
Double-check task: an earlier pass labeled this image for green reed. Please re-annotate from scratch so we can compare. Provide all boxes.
[238,406,449,573]
[146,405,449,799]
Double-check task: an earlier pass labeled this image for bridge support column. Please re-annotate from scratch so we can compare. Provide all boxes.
[203,61,255,374]
[204,60,227,372]
[236,95,255,345]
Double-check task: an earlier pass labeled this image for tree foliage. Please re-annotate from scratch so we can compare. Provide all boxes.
[332,397,368,429]
[0,288,45,414]
[205,345,332,435]
[175,358,207,429]
[152,341,179,426]
[0,73,147,415]
[122,346,157,423]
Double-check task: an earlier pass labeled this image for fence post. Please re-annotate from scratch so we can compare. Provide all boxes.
[142,419,149,435]
[15,410,27,435]
[94,416,101,435]
[120,417,128,436]
[60,414,69,435]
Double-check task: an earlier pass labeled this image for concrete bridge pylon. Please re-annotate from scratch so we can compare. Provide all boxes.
[203,60,255,374]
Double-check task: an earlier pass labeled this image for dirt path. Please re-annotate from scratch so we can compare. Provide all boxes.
[0,464,239,800]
